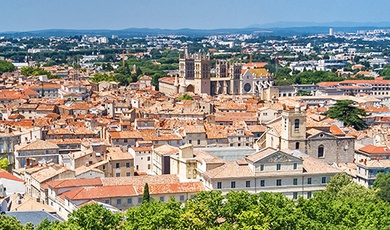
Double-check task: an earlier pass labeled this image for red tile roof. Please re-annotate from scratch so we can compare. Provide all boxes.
[0,169,24,182]
[359,145,390,155]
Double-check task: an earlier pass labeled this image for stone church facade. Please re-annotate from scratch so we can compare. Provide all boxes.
[265,105,355,163]
[158,51,274,96]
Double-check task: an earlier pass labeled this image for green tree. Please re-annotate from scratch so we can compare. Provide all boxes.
[324,173,353,196]
[0,60,16,74]
[0,158,10,170]
[67,203,122,230]
[125,198,183,229]
[323,100,368,130]
[20,66,52,78]
[142,183,150,203]
[0,215,25,230]
[373,172,390,202]
[177,94,194,101]
[180,191,224,229]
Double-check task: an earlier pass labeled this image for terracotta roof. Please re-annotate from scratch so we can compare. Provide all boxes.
[106,147,133,160]
[46,178,102,189]
[359,145,390,155]
[243,62,267,68]
[0,169,24,182]
[130,147,153,152]
[301,154,341,174]
[109,130,143,139]
[246,147,277,162]
[154,144,179,155]
[202,161,253,179]
[63,185,137,200]
[17,140,59,151]
[101,175,180,187]
[317,82,340,87]
[330,125,345,136]
[136,182,204,195]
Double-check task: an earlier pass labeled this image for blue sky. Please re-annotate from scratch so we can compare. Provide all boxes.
[1,0,390,32]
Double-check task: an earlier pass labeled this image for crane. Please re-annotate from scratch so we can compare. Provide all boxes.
[121,50,132,68]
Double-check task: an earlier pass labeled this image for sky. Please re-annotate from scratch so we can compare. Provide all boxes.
[1,0,390,32]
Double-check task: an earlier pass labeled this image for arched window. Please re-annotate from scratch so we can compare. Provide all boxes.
[295,142,300,150]
[294,119,300,131]
[318,145,324,158]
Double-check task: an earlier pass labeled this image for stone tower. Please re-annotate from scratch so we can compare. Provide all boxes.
[229,63,242,94]
[280,104,306,152]
[179,48,194,80]
[193,53,211,95]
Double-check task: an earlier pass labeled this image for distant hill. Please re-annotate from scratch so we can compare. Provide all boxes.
[1,22,390,38]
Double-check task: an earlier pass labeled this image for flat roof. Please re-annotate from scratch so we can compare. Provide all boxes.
[197,147,257,162]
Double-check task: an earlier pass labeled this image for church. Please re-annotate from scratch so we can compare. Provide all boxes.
[265,104,355,163]
[158,51,274,96]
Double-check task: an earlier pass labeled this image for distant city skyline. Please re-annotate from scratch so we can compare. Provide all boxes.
[1,0,390,32]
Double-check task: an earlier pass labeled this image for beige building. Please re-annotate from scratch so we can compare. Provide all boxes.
[170,144,197,180]
[202,147,342,199]
[14,140,60,169]
[152,144,179,175]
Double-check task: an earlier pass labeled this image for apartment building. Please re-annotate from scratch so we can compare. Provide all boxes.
[202,147,341,199]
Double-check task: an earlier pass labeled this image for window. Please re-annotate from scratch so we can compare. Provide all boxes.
[231,181,236,188]
[126,162,130,168]
[295,142,299,150]
[116,173,120,177]
[126,172,131,177]
[294,119,300,131]
[147,156,150,161]
[116,199,122,205]
[276,179,282,186]
[307,191,312,198]
[322,177,327,183]
[160,196,164,202]
[116,163,120,168]
[138,198,143,203]
[318,145,324,158]
[217,182,222,189]
[307,178,312,184]
[276,164,281,171]
[180,195,185,201]
[293,178,298,185]
[293,192,298,199]
[260,180,265,187]
[293,163,298,170]
[127,198,132,204]
[189,140,192,144]
[260,164,264,171]
[104,200,109,204]
[246,181,251,188]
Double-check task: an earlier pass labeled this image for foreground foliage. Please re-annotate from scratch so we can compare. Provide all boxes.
[4,174,390,229]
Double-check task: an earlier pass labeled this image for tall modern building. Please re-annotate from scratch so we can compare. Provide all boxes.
[329,28,334,36]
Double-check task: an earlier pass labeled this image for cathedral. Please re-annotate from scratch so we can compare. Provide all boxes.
[158,51,274,96]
